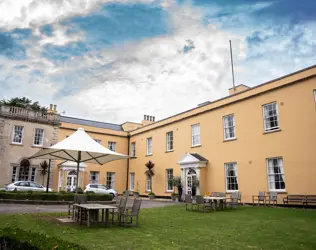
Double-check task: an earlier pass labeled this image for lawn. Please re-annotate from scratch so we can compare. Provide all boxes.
[1,205,316,250]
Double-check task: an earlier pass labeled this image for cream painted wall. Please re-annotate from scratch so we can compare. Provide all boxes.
[129,77,316,203]
[0,119,58,187]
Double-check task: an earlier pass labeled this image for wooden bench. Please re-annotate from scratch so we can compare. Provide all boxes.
[283,195,306,207]
[283,195,316,207]
[306,195,316,206]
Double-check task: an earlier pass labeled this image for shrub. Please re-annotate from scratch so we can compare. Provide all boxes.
[0,191,112,202]
[148,192,155,196]
[0,227,86,250]
[85,191,95,195]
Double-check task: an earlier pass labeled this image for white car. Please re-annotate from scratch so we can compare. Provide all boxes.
[84,184,117,198]
[5,181,53,192]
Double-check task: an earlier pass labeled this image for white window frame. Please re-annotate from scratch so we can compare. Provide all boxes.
[11,166,36,182]
[130,172,135,191]
[106,172,115,189]
[166,169,173,192]
[11,166,17,182]
[191,124,200,146]
[146,174,152,192]
[108,141,116,152]
[131,142,136,157]
[12,125,24,144]
[166,131,173,152]
[30,167,36,182]
[33,128,44,146]
[263,102,280,132]
[89,171,100,184]
[266,157,286,192]
[225,163,238,192]
[223,114,236,140]
[146,137,152,155]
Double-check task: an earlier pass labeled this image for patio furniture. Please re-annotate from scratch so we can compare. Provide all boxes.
[237,192,242,204]
[226,192,239,209]
[73,203,117,227]
[68,195,87,219]
[123,190,130,197]
[252,191,266,206]
[185,194,197,211]
[266,192,278,207]
[196,195,212,212]
[121,199,142,227]
[203,196,226,211]
[110,196,128,224]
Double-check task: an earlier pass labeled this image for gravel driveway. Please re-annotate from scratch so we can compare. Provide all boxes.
[0,200,179,214]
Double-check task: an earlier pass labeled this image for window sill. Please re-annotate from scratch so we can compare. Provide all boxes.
[130,156,137,159]
[263,128,281,134]
[145,154,153,157]
[226,190,239,193]
[165,150,174,153]
[10,143,23,147]
[32,145,43,148]
[268,190,287,194]
[223,137,237,142]
[191,144,202,148]
[165,190,173,193]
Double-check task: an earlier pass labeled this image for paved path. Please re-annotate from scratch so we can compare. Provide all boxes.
[0,200,179,214]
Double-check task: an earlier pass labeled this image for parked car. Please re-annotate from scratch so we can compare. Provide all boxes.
[5,181,53,192]
[84,184,117,198]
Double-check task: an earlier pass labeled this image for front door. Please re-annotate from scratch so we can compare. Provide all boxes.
[66,170,77,192]
[186,168,197,195]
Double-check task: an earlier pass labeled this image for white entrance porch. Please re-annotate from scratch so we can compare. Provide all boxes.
[177,153,208,196]
[58,161,87,192]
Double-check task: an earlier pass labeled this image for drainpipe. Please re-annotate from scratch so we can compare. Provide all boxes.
[126,135,130,191]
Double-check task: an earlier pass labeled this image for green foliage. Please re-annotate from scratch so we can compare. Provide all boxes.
[0,97,47,111]
[0,227,86,250]
[171,192,178,196]
[145,160,155,193]
[85,191,95,195]
[0,192,112,201]
[148,192,155,196]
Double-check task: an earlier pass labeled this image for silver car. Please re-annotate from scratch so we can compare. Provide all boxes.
[84,184,117,198]
[5,181,53,192]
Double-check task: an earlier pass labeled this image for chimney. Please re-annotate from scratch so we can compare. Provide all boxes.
[142,114,156,126]
[229,84,250,95]
[53,105,57,111]
[49,104,53,110]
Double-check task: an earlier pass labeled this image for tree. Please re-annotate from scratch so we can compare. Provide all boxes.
[0,97,47,111]
[38,161,49,185]
[145,160,155,193]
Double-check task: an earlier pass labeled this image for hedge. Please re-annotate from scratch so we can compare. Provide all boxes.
[0,227,87,250]
[0,191,112,201]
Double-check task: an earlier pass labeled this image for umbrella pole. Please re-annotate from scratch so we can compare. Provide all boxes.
[75,151,81,195]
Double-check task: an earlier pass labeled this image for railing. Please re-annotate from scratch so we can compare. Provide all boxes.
[0,105,60,125]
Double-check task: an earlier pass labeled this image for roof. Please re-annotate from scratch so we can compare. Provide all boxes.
[228,84,250,90]
[60,116,123,131]
[191,153,208,162]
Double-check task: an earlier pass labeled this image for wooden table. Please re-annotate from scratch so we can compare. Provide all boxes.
[73,204,117,227]
[203,196,227,211]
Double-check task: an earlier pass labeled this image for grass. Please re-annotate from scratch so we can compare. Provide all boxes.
[0,205,316,249]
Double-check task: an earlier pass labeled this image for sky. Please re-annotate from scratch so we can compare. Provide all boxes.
[0,0,315,124]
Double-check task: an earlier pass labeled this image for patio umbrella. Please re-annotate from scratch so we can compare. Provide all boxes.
[29,128,129,193]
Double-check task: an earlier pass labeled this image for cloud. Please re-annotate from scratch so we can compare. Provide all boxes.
[0,0,157,30]
[0,0,315,125]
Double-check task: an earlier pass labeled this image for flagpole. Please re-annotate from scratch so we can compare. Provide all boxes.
[229,40,236,93]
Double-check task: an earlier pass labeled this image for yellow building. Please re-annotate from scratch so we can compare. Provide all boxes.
[52,65,316,204]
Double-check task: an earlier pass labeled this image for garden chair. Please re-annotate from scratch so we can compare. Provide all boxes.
[266,192,278,207]
[252,191,266,206]
[110,196,128,224]
[196,195,211,212]
[121,198,142,227]
[69,195,87,220]
[123,190,130,197]
[185,194,197,211]
[210,192,216,197]
[227,192,239,209]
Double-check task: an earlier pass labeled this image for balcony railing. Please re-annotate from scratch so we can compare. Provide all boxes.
[0,105,60,125]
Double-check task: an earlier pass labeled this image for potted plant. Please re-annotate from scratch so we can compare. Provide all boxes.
[171,192,178,201]
[134,181,140,198]
[148,192,155,199]
[191,178,200,197]
[38,161,49,185]
[172,176,182,202]
[145,161,155,199]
